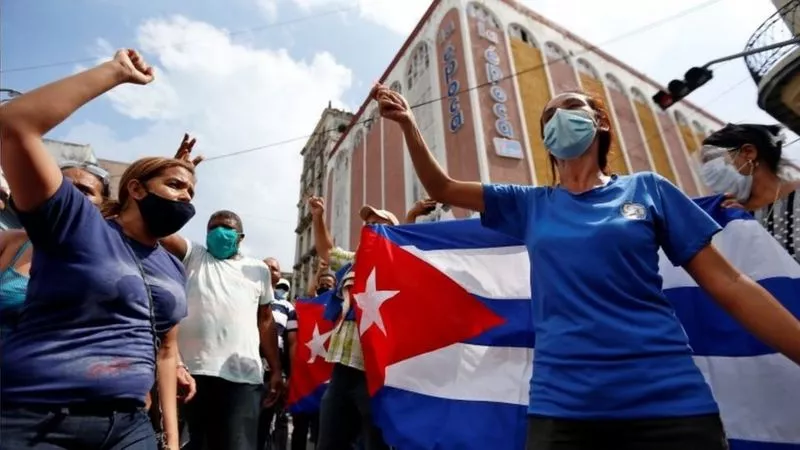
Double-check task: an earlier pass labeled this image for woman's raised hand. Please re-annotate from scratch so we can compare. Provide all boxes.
[113,49,155,85]
[371,83,413,124]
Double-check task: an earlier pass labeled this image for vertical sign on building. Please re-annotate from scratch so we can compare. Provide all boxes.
[466,4,531,185]
[437,8,480,218]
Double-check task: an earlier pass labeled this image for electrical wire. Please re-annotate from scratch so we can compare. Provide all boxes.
[0,3,360,74]
[202,0,727,163]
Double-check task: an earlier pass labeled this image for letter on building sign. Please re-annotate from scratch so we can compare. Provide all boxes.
[477,19,523,160]
[477,20,499,44]
[442,38,464,133]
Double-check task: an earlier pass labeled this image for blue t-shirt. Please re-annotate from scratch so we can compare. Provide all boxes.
[481,172,721,419]
[1,180,188,405]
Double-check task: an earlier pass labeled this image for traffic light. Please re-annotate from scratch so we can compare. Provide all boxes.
[653,66,713,110]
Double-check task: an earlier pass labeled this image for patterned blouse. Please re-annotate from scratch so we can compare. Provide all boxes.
[751,189,800,264]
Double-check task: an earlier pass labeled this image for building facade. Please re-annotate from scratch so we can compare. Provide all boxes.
[97,158,130,200]
[292,104,354,297]
[322,0,726,252]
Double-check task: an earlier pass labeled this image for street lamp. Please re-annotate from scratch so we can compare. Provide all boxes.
[0,88,23,103]
[653,36,800,110]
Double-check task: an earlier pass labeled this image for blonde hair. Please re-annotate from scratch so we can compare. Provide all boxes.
[101,157,195,218]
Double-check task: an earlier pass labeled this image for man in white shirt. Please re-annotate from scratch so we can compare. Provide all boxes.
[162,210,282,450]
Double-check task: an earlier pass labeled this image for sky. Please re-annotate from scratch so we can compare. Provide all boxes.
[0,0,788,268]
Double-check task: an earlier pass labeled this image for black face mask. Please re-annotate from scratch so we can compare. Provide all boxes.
[316,287,331,296]
[137,192,196,238]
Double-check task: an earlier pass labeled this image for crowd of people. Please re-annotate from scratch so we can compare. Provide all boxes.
[1,48,800,450]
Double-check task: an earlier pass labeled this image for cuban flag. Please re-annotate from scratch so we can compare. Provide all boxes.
[286,293,334,414]
[349,195,800,450]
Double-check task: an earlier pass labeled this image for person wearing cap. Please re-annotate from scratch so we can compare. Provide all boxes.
[699,123,800,263]
[0,161,110,341]
[306,196,435,450]
[161,209,283,450]
[257,259,297,450]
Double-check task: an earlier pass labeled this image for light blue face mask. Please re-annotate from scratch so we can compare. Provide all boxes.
[206,227,240,260]
[543,108,598,160]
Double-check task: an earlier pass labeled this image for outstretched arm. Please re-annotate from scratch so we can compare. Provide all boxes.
[373,85,484,213]
[0,49,153,212]
[686,245,800,365]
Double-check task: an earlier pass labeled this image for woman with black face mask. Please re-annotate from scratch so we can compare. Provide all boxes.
[0,49,197,450]
[700,123,800,263]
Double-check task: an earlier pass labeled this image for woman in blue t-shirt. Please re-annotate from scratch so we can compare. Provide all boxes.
[0,49,196,450]
[372,84,800,449]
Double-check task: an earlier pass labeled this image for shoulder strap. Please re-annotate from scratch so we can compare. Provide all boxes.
[2,239,31,272]
[120,238,167,448]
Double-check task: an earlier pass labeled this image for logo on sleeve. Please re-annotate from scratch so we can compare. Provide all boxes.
[620,202,647,220]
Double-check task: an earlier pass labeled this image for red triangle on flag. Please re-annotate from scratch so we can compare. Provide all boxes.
[352,227,505,394]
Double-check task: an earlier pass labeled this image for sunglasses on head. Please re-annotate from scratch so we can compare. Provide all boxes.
[60,160,111,195]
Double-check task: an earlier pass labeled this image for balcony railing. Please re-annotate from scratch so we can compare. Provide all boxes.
[744,0,800,84]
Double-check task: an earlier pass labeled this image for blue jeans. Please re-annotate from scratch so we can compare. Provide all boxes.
[0,403,156,449]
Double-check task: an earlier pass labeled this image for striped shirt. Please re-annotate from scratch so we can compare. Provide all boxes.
[752,189,800,264]
[264,298,297,374]
[271,298,298,350]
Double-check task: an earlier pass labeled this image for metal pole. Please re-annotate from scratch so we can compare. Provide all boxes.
[703,36,800,68]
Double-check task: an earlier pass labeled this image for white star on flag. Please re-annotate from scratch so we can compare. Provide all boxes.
[306,323,334,363]
[353,267,400,336]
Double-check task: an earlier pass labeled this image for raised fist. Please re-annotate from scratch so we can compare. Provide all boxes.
[113,49,155,85]
[308,196,325,217]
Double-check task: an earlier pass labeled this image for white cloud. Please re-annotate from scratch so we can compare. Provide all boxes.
[63,15,353,267]
[266,0,431,35]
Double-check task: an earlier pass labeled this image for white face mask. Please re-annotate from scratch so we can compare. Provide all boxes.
[700,158,753,202]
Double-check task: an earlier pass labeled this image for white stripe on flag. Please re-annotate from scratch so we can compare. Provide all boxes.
[385,343,533,406]
[694,354,800,444]
[660,219,800,290]
[400,245,530,299]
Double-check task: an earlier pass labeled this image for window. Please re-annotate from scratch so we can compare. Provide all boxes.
[508,24,537,47]
[576,58,600,79]
[544,42,570,64]
[605,73,626,94]
[674,111,688,126]
[630,87,647,103]
[390,81,402,93]
[406,42,430,91]
[468,3,501,29]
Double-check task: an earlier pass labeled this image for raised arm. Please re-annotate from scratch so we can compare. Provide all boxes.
[405,198,437,224]
[308,197,334,261]
[0,50,153,212]
[372,84,484,213]
[160,134,204,260]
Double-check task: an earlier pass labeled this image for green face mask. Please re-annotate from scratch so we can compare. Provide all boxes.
[206,227,239,259]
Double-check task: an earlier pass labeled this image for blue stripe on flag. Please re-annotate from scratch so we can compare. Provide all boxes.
[374,218,522,250]
[288,382,328,415]
[372,386,527,450]
[668,277,800,357]
[463,296,535,348]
